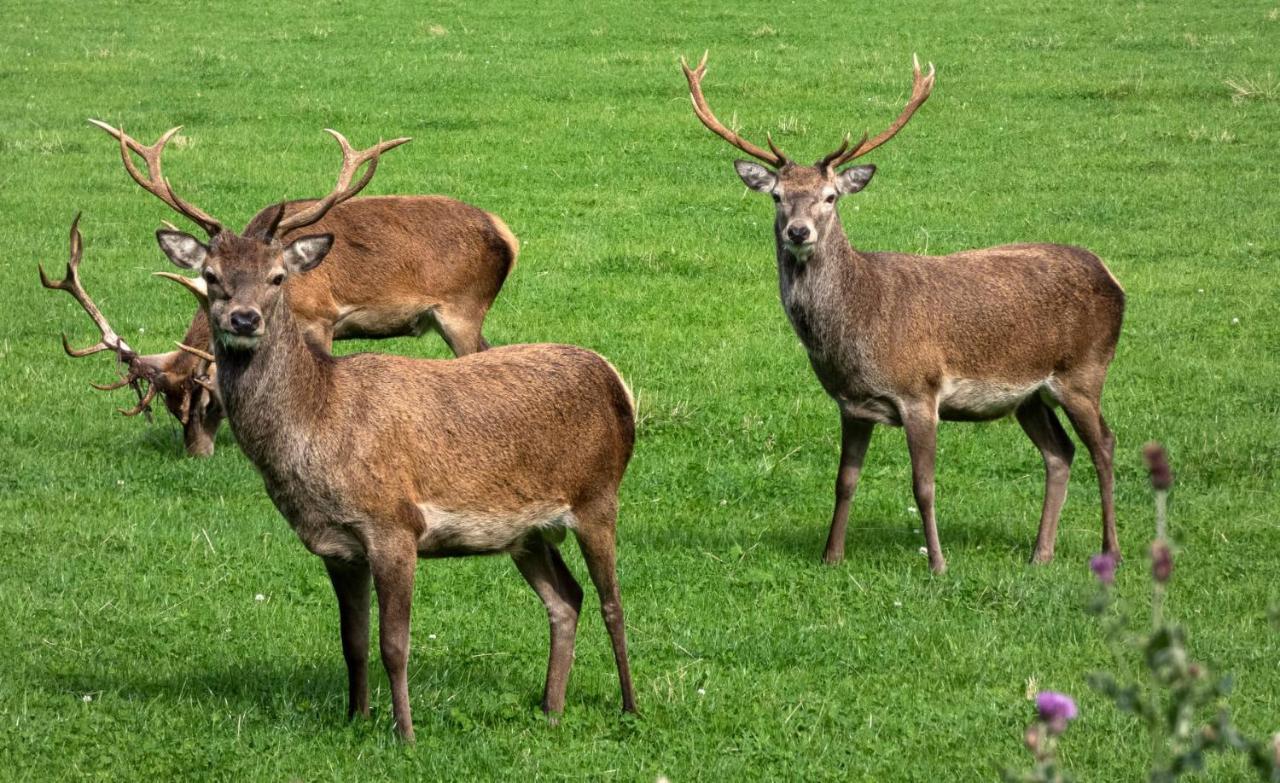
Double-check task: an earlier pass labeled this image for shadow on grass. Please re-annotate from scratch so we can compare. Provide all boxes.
[752,514,1037,565]
[47,646,607,730]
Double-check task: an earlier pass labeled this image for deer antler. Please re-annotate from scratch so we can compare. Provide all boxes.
[39,214,158,417]
[88,120,225,237]
[273,130,411,235]
[819,54,936,169]
[681,52,790,168]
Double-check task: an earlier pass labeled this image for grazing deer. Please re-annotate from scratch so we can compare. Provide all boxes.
[118,127,636,740]
[43,121,519,458]
[681,53,1124,573]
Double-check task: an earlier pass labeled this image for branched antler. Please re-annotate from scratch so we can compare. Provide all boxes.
[681,52,791,168]
[88,119,225,236]
[819,54,936,169]
[39,214,157,417]
[273,130,412,234]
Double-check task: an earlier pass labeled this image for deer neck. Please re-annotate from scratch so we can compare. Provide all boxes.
[211,299,331,461]
[775,216,870,353]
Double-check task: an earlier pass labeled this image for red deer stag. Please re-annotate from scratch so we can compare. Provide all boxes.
[120,128,636,740]
[681,53,1124,573]
[43,120,518,457]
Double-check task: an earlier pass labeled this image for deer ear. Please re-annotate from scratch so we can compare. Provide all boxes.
[283,234,333,273]
[835,165,876,195]
[734,160,777,193]
[156,230,208,270]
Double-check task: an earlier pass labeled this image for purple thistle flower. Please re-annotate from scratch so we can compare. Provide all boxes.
[1090,552,1118,586]
[1036,691,1078,735]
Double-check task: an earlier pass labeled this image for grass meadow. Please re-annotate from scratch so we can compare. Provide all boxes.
[2,0,1278,779]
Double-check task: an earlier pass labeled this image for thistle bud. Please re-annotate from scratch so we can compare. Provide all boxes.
[1150,540,1173,584]
[1143,442,1173,491]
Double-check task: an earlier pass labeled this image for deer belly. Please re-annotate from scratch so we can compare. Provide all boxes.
[937,378,1044,421]
[332,303,432,340]
[416,503,575,557]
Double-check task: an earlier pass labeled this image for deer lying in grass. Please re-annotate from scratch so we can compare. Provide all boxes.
[682,53,1125,573]
[42,120,518,457]
[126,127,635,741]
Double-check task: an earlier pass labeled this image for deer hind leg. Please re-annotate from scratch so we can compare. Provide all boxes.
[902,401,946,573]
[823,414,875,565]
[513,537,584,720]
[1015,397,1075,564]
[324,557,373,719]
[1053,381,1119,558]
[572,496,636,714]
[369,534,418,742]
[431,304,491,356]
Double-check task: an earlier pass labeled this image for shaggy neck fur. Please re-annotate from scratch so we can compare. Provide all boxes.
[774,211,876,360]
[211,296,332,466]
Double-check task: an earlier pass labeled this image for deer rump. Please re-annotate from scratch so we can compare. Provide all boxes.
[240,195,518,344]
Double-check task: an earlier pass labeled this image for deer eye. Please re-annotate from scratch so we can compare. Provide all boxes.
[771,193,781,203]
[202,269,220,286]
[824,194,837,204]
[269,272,285,286]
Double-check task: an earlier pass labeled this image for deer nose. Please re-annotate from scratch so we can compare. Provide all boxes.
[786,224,812,244]
[229,309,262,335]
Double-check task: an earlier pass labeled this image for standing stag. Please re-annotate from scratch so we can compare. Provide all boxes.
[114,127,636,740]
[681,54,1124,573]
[43,120,518,457]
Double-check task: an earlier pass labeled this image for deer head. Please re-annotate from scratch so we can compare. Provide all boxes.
[87,122,409,353]
[156,228,334,352]
[680,53,934,261]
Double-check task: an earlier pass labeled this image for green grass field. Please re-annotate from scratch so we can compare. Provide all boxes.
[2,0,1278,779]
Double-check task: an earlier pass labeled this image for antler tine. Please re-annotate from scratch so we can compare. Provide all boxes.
[118,383,158,417]
[681,51,789,168]
[88,119,223,236]
[40,213,156,414]
[39,213,134,362]
[273,130,412,235]
[175,342,215,363]
[822,54,936,169]
[90,376,136,391]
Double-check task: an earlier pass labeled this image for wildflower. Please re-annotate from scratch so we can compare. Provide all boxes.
[254,593,265,602]
[1089,552,1118,586]
[82,694,93,703]
[1035,691,1078,735]
[1142,443,1173,491]
[1150,541,1173,584]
